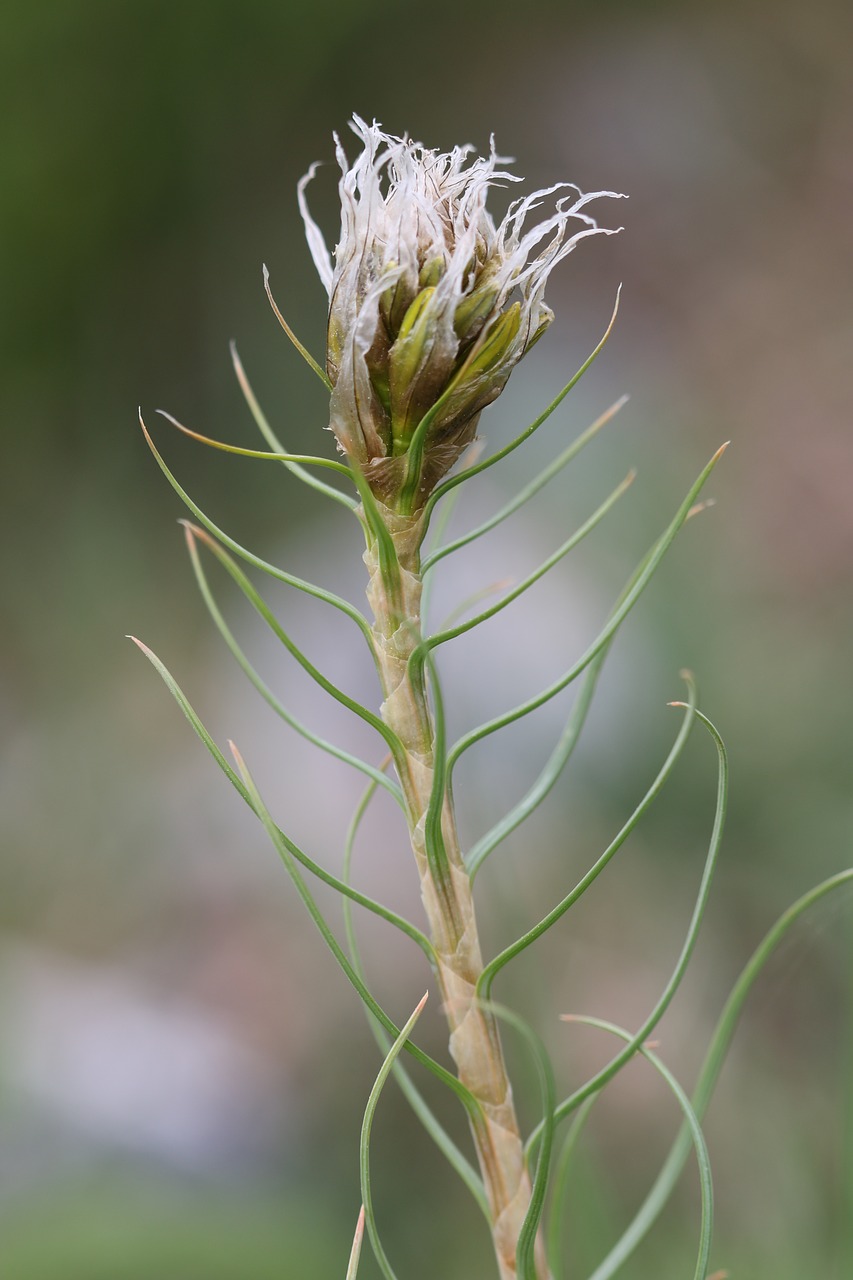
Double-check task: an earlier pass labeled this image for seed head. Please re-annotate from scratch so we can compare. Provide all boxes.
[299,116,625,510]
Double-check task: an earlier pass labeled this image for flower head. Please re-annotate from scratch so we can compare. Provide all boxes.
[300,116,625,511]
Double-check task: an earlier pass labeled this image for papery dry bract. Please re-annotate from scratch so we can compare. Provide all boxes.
[299,115,626,509]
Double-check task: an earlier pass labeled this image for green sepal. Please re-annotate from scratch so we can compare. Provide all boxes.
[464,301,521,378]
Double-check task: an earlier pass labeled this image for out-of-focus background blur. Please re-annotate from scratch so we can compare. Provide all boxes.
[2,0,852,1275]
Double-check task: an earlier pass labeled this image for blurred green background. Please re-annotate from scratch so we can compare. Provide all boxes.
[2,0,852,1275]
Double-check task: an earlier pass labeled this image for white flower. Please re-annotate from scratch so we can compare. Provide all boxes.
[299,116,625,509]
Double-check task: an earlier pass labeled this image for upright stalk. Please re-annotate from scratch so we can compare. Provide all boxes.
[364,502,550,1280]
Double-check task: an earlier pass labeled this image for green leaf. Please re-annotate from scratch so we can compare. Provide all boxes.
[227,738,478,1110]
[477,678,697,994]
[427,470,634,650]
[128,636,434,965]
[262,263,333,389]
[229,341,357,512]
[448,443,727,777]
[422,395,628,572]
[342,779,490,1220]
[564,1016,713,1280]
[138,409,371,635]
[587,867,853,1280]
[466,648,609,880]
[350,467,404,622]
[156,407,352,473]
[526,706,728,1157]
[479,1002,556,1280]
[360,992,430,1280]
[183,525,404,808]
[420,644,452,891]
[185,521,404,762]
[424,287,622,517]
[547,1096,598,1279]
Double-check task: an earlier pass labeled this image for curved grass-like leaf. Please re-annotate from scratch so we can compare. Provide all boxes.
[427,470,634,650]
[421,644,452,891]
[227,738,478,1110]
[345,1206,366,1280]
[422,396,628,573]
[478,679,697,996]
[157,408,352,473]
[587,867,853,1280]
[342,779,490,1220]
[448,444,726,777]
[139,410,371,637]
[185,522,404,762]
[437,578,515,634]
[467,648,610,880]
[526,706,727,1157]
[564,1016,713,1280]
[424,288,622,519]
[467,498,718,878]
[479,1002,556,1280]
[183,525,404,808]
[351,469,404,621]
[262,263,333,390]
[547,1095,598,1279]
[229,341,357,512]
[360,991,430,1280]
[128,637,436,967]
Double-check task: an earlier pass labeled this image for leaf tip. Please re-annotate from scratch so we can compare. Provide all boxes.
[127,635,153,658]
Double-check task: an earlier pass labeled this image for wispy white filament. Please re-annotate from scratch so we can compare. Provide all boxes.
[299,116,626,480]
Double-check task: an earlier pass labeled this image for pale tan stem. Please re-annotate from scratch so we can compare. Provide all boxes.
[363,503,551,1280]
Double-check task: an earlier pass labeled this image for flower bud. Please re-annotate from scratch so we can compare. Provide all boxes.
[298,117,625,511]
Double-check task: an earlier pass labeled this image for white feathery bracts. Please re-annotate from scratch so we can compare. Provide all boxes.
[298,115,625,511]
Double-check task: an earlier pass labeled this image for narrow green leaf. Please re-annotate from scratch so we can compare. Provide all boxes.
[128,637,434,964]
[588,868,853,1280]
[424,287,622,517]
[156,407,353,473]
[420,444,483,621]
[185,521,404,762]
[478,678,697,993]
[428,470,634,650]
[342,778,489,1220]
[138,409,371,635]
[227,738,478,1109]
[448,443,727,777]
[526,706,728,1157]
[479,1002,556,1280]
[436,577,516,634]
[360,991,430,1280]
[422,396,628,573]
[547,1096,598,1279]
[229,341,357,512]
[350,467,404,621]
[421,644,452,891]
[467,648,610,881]
[183,525,404,808]
[262,263,333,389]
[565,1015,713,1280]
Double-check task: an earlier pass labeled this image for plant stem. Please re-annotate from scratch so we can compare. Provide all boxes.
[363,503,551,1280]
